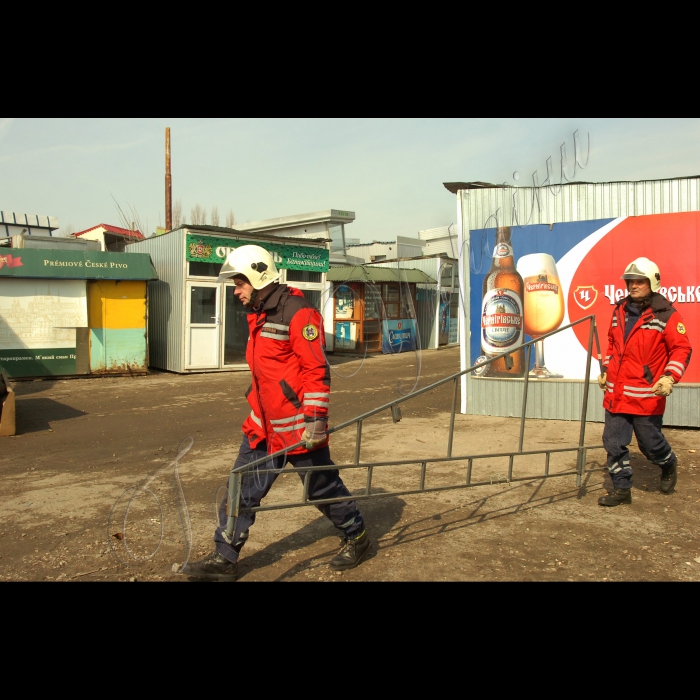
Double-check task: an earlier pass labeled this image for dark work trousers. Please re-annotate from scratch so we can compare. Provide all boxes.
[214,436,364,563]
[602,410,676,489]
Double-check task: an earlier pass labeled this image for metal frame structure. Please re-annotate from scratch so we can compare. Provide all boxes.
[222,315,605,543]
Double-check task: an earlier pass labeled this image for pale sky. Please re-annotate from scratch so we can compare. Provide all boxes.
[2,118,700,242]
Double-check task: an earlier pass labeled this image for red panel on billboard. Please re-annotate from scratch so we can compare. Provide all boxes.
[568,212,699,382]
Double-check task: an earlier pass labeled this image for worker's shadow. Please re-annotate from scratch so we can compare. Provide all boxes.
[15,397,87,434]
[236,488,404,581]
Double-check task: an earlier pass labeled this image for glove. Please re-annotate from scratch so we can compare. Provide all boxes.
[653,375,674,397]
[302,419,327,450]
[597,373,607,390]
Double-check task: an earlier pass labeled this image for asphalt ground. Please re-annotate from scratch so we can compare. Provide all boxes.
[2,345,700,582]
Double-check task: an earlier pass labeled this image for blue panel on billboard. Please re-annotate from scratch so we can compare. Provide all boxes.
[469,219,614,369]
[382,319,416,354]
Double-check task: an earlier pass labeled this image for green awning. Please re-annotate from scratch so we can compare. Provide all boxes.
[0,249,158,280]
[327,266,436,284]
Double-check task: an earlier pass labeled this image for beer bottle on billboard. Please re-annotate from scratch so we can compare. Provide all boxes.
[480,227,525,377]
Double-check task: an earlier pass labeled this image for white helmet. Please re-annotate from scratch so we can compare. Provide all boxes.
[218,245,281,289]
[621,257,661,293]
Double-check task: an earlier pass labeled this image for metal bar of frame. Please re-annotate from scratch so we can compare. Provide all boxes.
[577,317,595,487]
[518,343,532,453]
[242,455,600,515]
[235,315,597,475]
[355,420,363,464]
[229,444,604,517]
[447,378,458,458]
[222,315,601,540]
[593,320,604,375]
[222,471,242,544]
[244,444,601,475]
[302,469,311,503]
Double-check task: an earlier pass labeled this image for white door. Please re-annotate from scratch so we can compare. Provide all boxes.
[221,283,248,367]
[186,283,220,368]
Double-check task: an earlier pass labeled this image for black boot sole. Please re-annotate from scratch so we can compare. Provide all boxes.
[186,572,238,582]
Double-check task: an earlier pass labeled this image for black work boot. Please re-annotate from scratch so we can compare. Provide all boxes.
[181,551,238,581]
[330,530,371,571]
[660,457,678,494]
[598,488,632,507]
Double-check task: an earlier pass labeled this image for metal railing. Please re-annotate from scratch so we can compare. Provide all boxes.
[223,314,605,543]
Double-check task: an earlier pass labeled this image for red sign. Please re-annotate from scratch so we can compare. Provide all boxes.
[0,254,22,269]
[568,212,699,382]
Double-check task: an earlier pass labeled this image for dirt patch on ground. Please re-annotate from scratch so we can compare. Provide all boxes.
[1,347,699,582]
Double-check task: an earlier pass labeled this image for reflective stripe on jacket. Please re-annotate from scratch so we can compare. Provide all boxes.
[241,284,331,455]
[603,292,692,415]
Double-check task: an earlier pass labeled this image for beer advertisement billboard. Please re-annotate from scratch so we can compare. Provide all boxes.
[469,212,699,382]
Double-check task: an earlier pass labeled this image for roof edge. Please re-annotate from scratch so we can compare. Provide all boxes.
[443,175,700,195]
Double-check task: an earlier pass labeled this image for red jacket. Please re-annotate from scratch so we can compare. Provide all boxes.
[242,284,330,454]
[603,293,692,415]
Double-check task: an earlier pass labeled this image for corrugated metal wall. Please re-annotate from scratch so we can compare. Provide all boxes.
[457,177,700,427]
[419,225,460,257]
[423,239,460,257]
[465,376,698,427]
[126,231,185,372]
[345,242,397,262]
[460,177,700,232]
[397,243,423,258]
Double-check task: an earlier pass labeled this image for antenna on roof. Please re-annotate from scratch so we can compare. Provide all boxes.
[165,127,172,231]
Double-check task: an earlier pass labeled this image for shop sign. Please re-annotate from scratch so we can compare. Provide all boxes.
[186,234,330,272]
[0,348,76,378]
[0,249,158,280]
[382,319,416,354]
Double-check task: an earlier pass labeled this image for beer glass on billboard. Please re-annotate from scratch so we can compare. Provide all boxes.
[477,227,525,378]
[516,253,565,378]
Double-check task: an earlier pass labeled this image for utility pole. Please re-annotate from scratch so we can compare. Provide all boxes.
[165,127,172,231]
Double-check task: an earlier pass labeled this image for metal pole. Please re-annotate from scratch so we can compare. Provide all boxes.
[355,420,363,464]
[165,127,172,231]
[447,378,458,458]
[593,319,605,375]
[518,344,532,453]
[365,465,373,496]
[231,316,599,475]
[223,471,242,542]
[302,469,311,503]
[577,317,595,487]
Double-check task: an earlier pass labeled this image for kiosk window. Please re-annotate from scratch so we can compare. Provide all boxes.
[302,290,321,310]
[189,261,223,277]
[286,270,322,283]
[190,287,217,324]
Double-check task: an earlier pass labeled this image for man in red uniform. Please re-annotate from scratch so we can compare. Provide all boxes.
[597,257,692,506]
[183,245,370,580]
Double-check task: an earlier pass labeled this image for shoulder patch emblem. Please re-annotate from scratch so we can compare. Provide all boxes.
[302,324,319,341]
[677,322,686,334]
